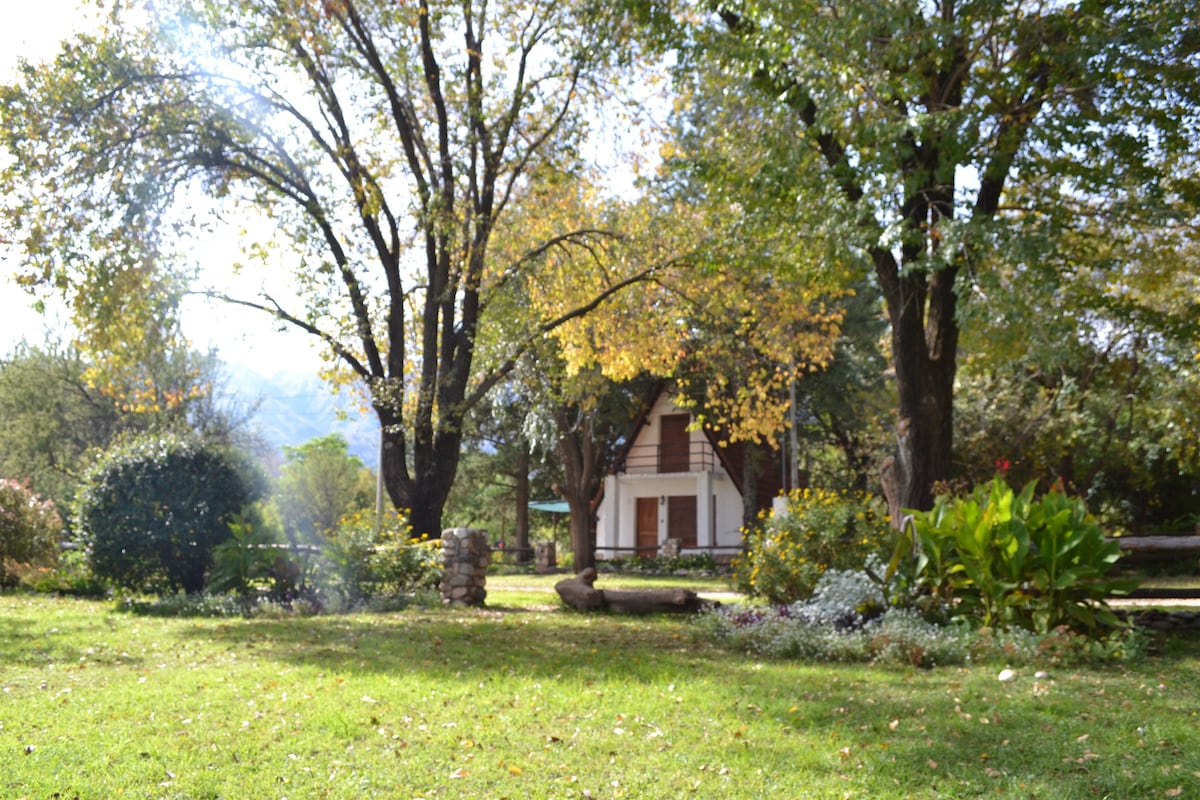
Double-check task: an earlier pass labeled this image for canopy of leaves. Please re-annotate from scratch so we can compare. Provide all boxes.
[274,433,373,544]
[630,0,1200,506]
[0,0,666,536]
[0,340,256,511]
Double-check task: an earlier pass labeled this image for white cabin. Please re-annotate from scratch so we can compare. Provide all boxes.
[594,391,779,561]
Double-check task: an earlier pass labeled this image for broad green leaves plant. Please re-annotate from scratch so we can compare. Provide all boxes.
[903,478,1137,634]
[209,512,282,604]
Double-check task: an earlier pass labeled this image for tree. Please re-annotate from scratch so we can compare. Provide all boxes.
[649,0,1200,509]
[519,350,652,572]
[953,224,1200,531]
[76,431,258,594]
[274,434,373,544]
[0,340,258,512]
[1,0,666,537]
[444,388,557,561]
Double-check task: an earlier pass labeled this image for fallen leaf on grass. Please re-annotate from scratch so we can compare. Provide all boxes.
[1164,789,1182,797]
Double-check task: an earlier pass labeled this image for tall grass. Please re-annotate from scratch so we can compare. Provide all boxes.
[2,590,1198,799]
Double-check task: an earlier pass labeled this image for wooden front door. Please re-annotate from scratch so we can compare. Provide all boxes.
[636,497,658,556]
[659,414,691,473]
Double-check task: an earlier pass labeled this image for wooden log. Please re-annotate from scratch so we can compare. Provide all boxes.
[1111,536,1200,553]
[603,588,710,615]
[554,568,606,611]
[554,567,716,614]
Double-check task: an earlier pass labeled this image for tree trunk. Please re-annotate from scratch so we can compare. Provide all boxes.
[377,405,463,539]
[565,496,595,573]
[555,405,599,573]
[740,444,763,529]
[893,279,957,510]
[514,442,531,564]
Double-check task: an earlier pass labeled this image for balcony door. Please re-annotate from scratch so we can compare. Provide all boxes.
[659,414,691,473]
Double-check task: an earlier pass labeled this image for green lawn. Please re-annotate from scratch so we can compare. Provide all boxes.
[2,587,1198,799]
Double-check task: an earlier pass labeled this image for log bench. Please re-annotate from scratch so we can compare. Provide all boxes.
[1112,535,1200,568]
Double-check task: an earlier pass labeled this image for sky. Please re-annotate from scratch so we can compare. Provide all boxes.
[0,0,324,375]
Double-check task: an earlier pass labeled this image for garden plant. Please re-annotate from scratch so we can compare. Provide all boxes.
[897,477,1137,633]
[733,487,892,604]
[0,477,61,587]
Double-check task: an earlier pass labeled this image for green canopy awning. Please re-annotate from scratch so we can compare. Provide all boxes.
[528,500,570,514]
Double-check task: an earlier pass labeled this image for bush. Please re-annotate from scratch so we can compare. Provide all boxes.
[75,432,256,595]
[899,477,1137,633]
[209,511,288,604]
[18,548,108,597]
[733,488,891,604]
[0,478,62,586]
[697,561,1143,667]
[324,508,442,604]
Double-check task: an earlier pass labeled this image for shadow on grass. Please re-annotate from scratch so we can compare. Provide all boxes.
[0,595,147,670]
[176,604,732,685]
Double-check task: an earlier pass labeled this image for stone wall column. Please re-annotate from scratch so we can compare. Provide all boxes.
[439,528,491,606]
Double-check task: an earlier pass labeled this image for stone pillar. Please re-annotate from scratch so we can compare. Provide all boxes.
[440,528,490,606]
[535,541,557,573]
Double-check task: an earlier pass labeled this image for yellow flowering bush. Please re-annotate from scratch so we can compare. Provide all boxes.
[325,508,442,602]
[733,488,891,604]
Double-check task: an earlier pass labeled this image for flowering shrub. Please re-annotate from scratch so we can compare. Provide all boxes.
[324,508,442,603]
[733,488,891,604]
[0,478,62,586]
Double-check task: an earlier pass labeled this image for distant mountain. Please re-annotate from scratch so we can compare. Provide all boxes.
[224,364,380,469]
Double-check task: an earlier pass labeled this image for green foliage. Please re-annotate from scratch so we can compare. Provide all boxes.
[0,0,658,541]
[0,341,262,514]
[901,478,1138,633]
[209,511,282,603]
[15,547,108,598]
[274,434,373,545]
[323,508,442,605]
[954,335,1200,534]
[602,551,719,575]
[733,488,891,604]
[0,478,62,586]
[74,431,257,595]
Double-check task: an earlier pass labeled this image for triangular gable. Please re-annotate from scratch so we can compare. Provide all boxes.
[607,383,782,506]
